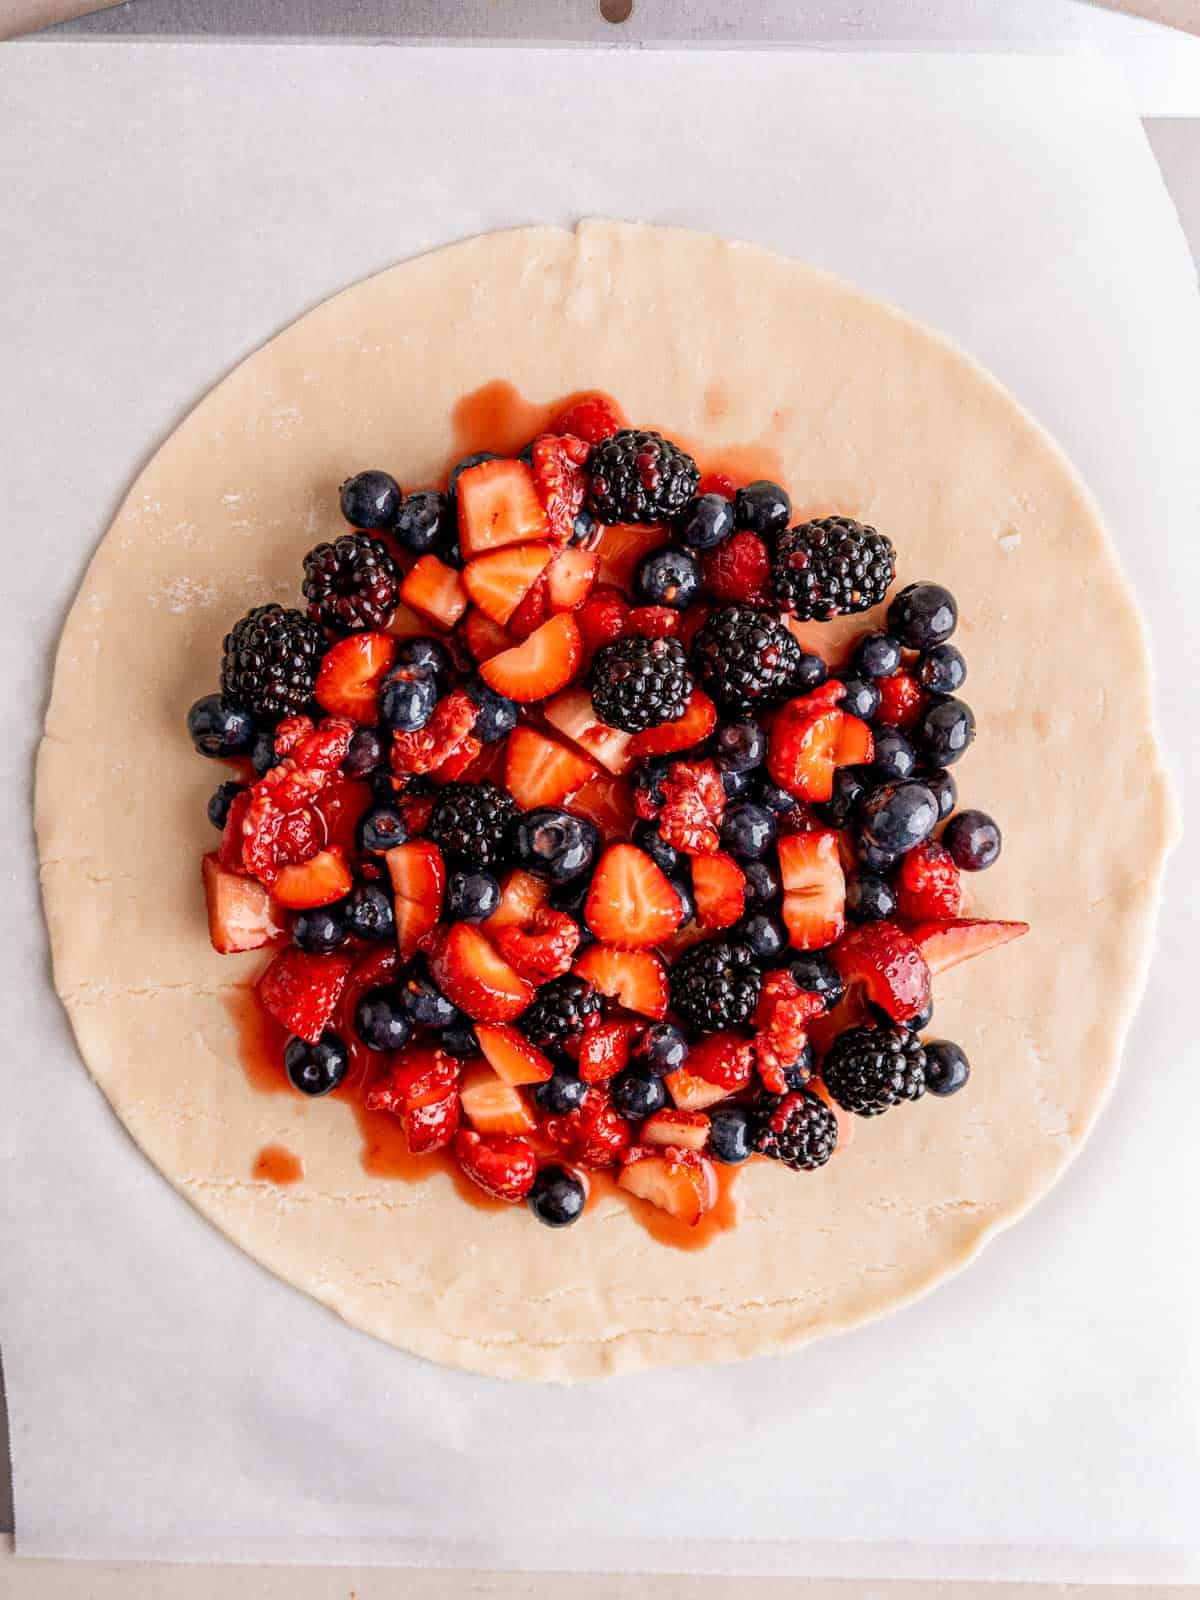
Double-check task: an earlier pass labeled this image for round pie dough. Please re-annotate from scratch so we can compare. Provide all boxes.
[36,221,1175,1381]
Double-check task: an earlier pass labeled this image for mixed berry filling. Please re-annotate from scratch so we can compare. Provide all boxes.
[189,391,1028,1237]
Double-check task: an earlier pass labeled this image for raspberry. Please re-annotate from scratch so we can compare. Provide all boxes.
[657,759,726,856]
[625,605,681,639]
[686,1031,755,1089]
[875,671,925,730]
[894,840,962,922]
[390,689,478,776]
[700,530,769,604]
[551,392,626,445]
[544,1088,632,1169]
[494,907,581,981]
[575,586,630,657]
[532,433,589,544]
[752,971,824,1093]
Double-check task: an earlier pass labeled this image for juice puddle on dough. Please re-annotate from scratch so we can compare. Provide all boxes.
[252,1144,304,1185]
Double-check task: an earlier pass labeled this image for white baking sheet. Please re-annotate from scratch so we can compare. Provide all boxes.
[1,43,1198,1581]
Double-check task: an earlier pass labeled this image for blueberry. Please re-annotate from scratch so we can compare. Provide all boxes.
[855,632,903,679]
[464,676,518,743]
[357,805,407,857]
[354,987,413,1052]
[855,833,900,874]
[394,636,452,686]
[284,1032,349,1096]
[675,493,734,550]
[818,765,871,828]
[733,479,791,538]
[513,807,599,883]
[439,1021,480,1058]
[839,675,882,721]
[793,652,829,693]
[924,1039,970,1097]
[908,998,935,1032]
[741,857,781,907]
[339,469,402,531]
[788,952,845,1006]
[707,1104,754,1164]
[393,489,452,554]
[611,1068,667,1120]
[634,1022,689,1076]
[207,780,244,830]
[343,725,385,778]
[379,664,437,733]
[713,719,766,773]
[549,872,592,918]
[871,729,917,782]
[634,547,702,610]
[888,582,957,649]
[943,808,1001,870]
[758,776,799,814]
[342,883,395,941]
[734,911,787,963]
[534,1070,589,1113]
[719,766,752,799]
[527,1163,587,1227]
[448,451,501,496]
[925,768,958,821]
[721,802,776,861]
[571,506,598,547]
[915,696,975,767]
[187,694,255,757]
[292,902,348,954]
[251,727,281,775]
[399,958,461,1028]
[845,872,897,922]
[859,780,939,856]
[670,873,696,926]
[917,643,966,694]
[445,868,501,922]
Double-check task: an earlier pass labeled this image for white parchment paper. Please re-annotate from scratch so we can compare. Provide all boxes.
[1,44,1199,1580]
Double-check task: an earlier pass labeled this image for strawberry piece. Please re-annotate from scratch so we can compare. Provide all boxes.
[595,523,669,589]
[474,1021,555,1085]
[640,1108,711,1152]
[910,918,1030,975]
[431,734,485,781]
[478,613,582,703]
[461,606,516,663]
[397,787,435,836]
[454,1129,538,1201]
[456,457,549,557]
[272,846,354,909]
[687,1032,755,1091]
[752,970,824,1093]
[700,529,769,603]
[585,842,684,947]
[574,586,630,657]
[386,839,446,958]
[257,947,354,1044]
[314,633,398,723]
[504,724,597,810]
[875,670,925,730]
[545,545,599,610]
[458,1063,536,1136]
[618,1148,717,1225]
[697,471,737,498]
[625,605,681,639]
[566,772,636,842]
[202,853,284,954]
[399,553,469,628]
[494,905,580,981]
[628,687,717,760]
[290,716,356,773]
[218,789,253,871]
[543,1088,632,1169]
[577,1019,638,1085]
[767,702,846,801]
[430,922,534,1022]
[385,601,433,642]
[658,759,726,856]
[310,778,372,856]
[779,829,846,950]
[572,944,668,1018]
[390,688,478,775]
[832,920,932,1023]
[505,575,549,639]
[462,542,553,627]
[550,391,625,444]
[482,868,549,933]
[664,1065,735,1111]
[532,433,590,545]
[691,852,747,930]
[834,714,874,767]
[543,688,634,774]
[895,840,962,922]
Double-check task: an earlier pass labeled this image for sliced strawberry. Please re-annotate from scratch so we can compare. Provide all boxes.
[456,457,549,557]
[257,947,354,1044]
[474,1021,555,1085]
[640,1109,710,1152]
[577,1019,638,1085]
[458,1062,536,1136]
[779,829,846,950]
[550,391,625,444]
[505,574,549,639]
[430,922,534,1022]
[462,542,553,627]
[504,724,597,810]
[461,606,516,663]
[390,688,478,776]
[314,632,397,723]
[531,433,590,545]
[385,600,433,642]
[618,1149,717,1225]
[566,772,636,842]
[700,528,769,604]
[202,853,284,954]
[658,759,726,856]
[543,1088,632,1169]
[664,1065,735,1111]
[625,605,681,639]
[386,840,446,958]
[431,734,485,782]
[543,688,634,774]
[585,842,684,947]
[271,847,353,910]
[399,553,469,628]
[454,1129,538,1201]
[628,687,718,760]
[482,868,549,933]
[478,613,582,704]
[310,778,372,856]
[572,944,668,1018]
[911,918,1030,975]
[895,840,962,923]
[752,970,824,1093]
[875,670,925,730]
[834,713,874,767]
[832,920,932,1023]
[494,906,580,981]
[574,586,630,658]
[545,545,598,610]
[687,1032,755,1091]
[595,523,669,589]
[218,789,253,871]
[768,703,846,802]
[690,852,747,930]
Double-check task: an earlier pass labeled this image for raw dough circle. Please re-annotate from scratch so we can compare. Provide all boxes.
[36,222,1174,1381]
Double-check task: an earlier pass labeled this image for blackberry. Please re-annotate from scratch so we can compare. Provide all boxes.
[822,1026,926,1117]
[690,604,804,715]
[669,938,762,1033]
[771,516,895,621]
[426,780,516,868]
[519,975,601,1060]
[589,635,693,733]
[754,1089,838,1171]
[220,603,324,721]
[302,533,401,634]
[586,429,699,524]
